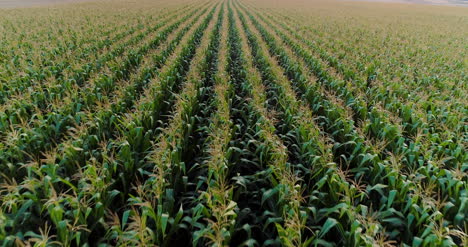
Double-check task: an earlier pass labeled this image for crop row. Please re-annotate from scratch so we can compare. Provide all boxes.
[233,1,466,245]
[253,6,466,171]
[0,0,465,246]
[0,1,217,245]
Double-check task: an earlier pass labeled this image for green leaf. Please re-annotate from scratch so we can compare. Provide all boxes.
[261,187,279,206]
[312,239,334,247]
[122,210,131,229]
[161,213,169,234]
[387,190,397,209]
[174,205,184,224]
[318,218,338,239]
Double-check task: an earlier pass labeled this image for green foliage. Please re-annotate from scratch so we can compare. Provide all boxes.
[0,0,465,246]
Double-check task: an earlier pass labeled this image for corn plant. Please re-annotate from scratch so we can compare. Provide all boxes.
[0,0,466,246]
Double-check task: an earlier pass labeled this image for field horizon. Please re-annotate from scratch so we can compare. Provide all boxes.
[1,0,468,8]
[345,0,468,7]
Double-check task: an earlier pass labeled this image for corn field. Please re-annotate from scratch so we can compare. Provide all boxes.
[0,0,466,246]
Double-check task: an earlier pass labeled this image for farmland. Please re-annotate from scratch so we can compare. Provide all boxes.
[0,0,467,246]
